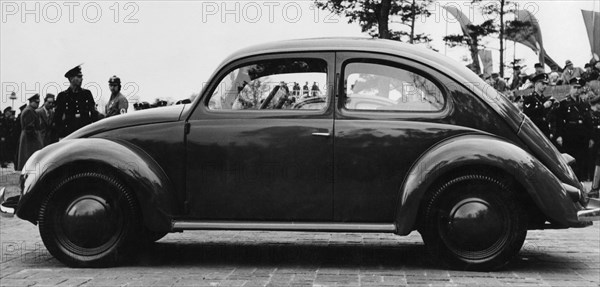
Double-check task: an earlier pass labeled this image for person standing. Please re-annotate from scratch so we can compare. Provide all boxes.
[292,82,300,97]
[302,81,309,98]
[533,63,545,75]
[509,65,522,90]
[105,76,129,118]
[512,95,524,112]
[490,73,508,92]
[589,95,600,198]
[523,73,553,137]
[582,63,599,83]
[560,60,584,85]
[0,108,9,168]
[17,94,43,171]
[36,94,56,147]
[311,81,321,97]
[54,65,97,139]
[554,77,592,180]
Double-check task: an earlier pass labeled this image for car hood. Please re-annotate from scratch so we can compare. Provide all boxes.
[66,104,187,139]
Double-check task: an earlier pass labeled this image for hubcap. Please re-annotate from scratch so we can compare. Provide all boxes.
[61,195,118,249]
[440,197,508,258]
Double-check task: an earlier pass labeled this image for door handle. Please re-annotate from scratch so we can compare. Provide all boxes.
[312,132,331,137]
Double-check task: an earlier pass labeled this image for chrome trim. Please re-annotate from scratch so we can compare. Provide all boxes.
[0,187,15,217]
[578,198,600,221]
[172,221,396,232]
[578,209,600,221]
[311,132,331,137]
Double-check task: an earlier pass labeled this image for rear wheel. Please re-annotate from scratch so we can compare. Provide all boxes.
[420,174,527,271]
[38,171,141,267]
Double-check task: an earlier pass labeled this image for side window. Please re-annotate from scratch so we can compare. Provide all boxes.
[344,62,444,111]
[208,58,328,111]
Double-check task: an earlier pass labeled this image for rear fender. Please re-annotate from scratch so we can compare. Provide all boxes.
[17,138,176,231]
[394,134,582,235]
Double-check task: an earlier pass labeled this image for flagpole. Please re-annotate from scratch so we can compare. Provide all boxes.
[513,40,516,67]
[444,15,448,56]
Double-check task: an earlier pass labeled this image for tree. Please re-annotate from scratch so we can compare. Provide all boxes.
[443,19,497,75]
[315,0,433,44]
[444,0,534,77]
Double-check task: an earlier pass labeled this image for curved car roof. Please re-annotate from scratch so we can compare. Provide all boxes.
[221,37,475,84]
[207,37,522,130]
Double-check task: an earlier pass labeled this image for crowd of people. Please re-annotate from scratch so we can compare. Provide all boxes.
[488,59,600,196]
[487,60,600,94]
[0,66,129,170]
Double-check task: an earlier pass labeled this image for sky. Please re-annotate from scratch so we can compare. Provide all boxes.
[1,0,598,110]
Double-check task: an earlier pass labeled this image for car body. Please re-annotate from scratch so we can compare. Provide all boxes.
[2,38,599,270]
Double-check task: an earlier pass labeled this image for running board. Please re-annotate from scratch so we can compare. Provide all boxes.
[172,221,396,233]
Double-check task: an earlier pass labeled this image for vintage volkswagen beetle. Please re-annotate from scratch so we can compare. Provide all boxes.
[2,38,599,270]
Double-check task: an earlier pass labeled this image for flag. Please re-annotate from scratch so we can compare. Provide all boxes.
[479,49,493,76]
[506,10,560,71]
[581,10,600,60]
[443,6,473,36]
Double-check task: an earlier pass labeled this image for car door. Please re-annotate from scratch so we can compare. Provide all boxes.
[333,53,458,222]
[185,53,335,221]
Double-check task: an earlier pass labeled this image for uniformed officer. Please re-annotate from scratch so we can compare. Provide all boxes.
[555,77,592,180]
[105,76,129,118]
[589,96,600,197]
[523,73,553,137]
[54,65,97,139]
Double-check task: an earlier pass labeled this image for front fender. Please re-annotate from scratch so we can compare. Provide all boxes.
[16,138,177,231]
[394,134,584,235]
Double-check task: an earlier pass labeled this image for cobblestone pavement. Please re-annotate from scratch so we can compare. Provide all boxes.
[1,168,599,286]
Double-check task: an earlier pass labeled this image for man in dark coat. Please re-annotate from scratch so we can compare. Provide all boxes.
[17,94,43,171]
[5,109,18,167]
[523,73,553,138]
[54,65,97,139]
[554,77,593,180]
[589,95,600,197]
[36,93,57,146]
[0,108,9,167]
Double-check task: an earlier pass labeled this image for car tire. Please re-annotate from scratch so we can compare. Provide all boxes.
[38,171,141,267]
[420,174,527,271]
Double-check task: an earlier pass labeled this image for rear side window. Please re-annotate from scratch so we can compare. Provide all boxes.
[208,58,328,111]
[344,62,444,112]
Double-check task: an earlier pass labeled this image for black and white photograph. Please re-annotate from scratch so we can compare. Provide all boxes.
[1,0,599,286]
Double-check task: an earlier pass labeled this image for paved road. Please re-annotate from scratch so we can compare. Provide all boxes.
[1,168,599,286]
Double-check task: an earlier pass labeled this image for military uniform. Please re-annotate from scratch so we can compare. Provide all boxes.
[105,76,129,118]
[523,73,554,138]
[523,90,551,137]
[0,112,17,167]
[54,88,96,138]
[0,113,8,167]
[54,65,97,138]
[555,94,592,180]
[589,107,600,178]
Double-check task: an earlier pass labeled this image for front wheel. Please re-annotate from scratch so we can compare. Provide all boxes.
[420,174,527,271]
[38,171,141,267]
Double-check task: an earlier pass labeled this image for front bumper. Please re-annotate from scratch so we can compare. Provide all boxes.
[0,187,19,217]
[578,198,600,221]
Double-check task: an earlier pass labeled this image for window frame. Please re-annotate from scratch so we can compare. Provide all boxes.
[336,52,450,120]
[188,52,335,120]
